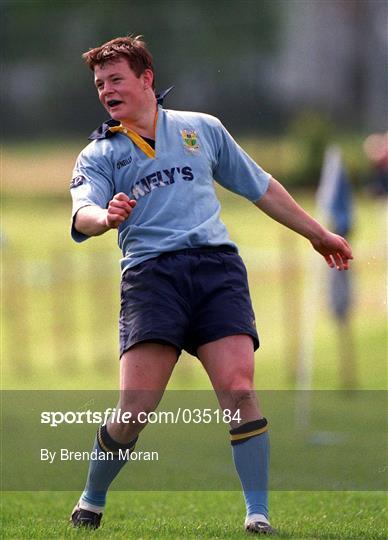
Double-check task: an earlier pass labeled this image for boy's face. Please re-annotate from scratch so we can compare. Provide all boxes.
[94,57,153,124]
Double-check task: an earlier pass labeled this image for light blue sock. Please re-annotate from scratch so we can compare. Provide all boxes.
[230,418,269,519]
[80,425,137,509]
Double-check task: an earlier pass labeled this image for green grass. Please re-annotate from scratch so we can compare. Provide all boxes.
[2,191,386,538]
[2,191,386,390]
[1,491,386,539]
[2,143,387,538]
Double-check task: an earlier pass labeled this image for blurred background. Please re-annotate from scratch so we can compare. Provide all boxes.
[2,0,387,391]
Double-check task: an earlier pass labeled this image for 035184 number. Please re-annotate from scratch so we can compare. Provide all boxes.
[184,408,241,424]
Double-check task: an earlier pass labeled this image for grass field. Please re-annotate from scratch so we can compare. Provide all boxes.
[2,190,386,390]
[2,142,387,538]
[2,491,386,539]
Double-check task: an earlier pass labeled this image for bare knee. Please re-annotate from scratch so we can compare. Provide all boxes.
[108,393,159,442]
[215,375,261,426]
[218,387,256,410]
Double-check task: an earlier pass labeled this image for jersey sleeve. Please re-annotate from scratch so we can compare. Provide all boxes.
[212,120,271,202]
[70,144,114,242]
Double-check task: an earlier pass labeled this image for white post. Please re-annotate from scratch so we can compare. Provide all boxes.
[295,145,342,432]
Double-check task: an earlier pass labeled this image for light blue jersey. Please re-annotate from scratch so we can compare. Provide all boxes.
[70,104,271,273]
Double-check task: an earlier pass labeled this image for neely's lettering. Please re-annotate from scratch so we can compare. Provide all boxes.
[182,166,194,181]
[163,168,175,183]
[130,165,194,200]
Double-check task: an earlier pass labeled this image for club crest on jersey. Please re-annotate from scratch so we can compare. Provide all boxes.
[181,129,199,152]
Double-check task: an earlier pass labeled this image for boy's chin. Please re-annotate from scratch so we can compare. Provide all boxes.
[105,106,124,121]
[109,111,121,120]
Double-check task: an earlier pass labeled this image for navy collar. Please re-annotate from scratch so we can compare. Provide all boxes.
[156,86,174,104]
[88,86,174,141]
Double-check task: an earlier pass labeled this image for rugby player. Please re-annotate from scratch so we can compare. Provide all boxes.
[69,36,353,534]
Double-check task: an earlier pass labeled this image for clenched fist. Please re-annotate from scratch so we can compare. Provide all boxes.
[106,192,136,229]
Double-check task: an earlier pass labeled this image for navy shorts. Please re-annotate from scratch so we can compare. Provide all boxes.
[119,246,259,358]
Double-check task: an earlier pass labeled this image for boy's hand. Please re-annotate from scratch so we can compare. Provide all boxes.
[106,193,136,229]
[310,231,353,270]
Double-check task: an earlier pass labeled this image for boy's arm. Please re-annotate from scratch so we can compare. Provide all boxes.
[255,177,353,270]
[74,193,136,237]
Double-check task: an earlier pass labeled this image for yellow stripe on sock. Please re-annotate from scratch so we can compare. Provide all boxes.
[230,425,268,442]
[97,430,119,456]
[97,429,137,456]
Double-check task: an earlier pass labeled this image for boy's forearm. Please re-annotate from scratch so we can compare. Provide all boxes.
[255,177,326,242]
[74,205,110,237]
[255,177,353,270]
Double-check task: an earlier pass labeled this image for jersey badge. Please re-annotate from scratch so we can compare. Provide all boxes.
[70,175,86,189]
[181,129,199,153]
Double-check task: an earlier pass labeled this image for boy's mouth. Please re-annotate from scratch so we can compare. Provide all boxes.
[107,99,123,108]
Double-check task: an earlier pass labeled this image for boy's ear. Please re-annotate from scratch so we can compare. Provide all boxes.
[142,68,154,90]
